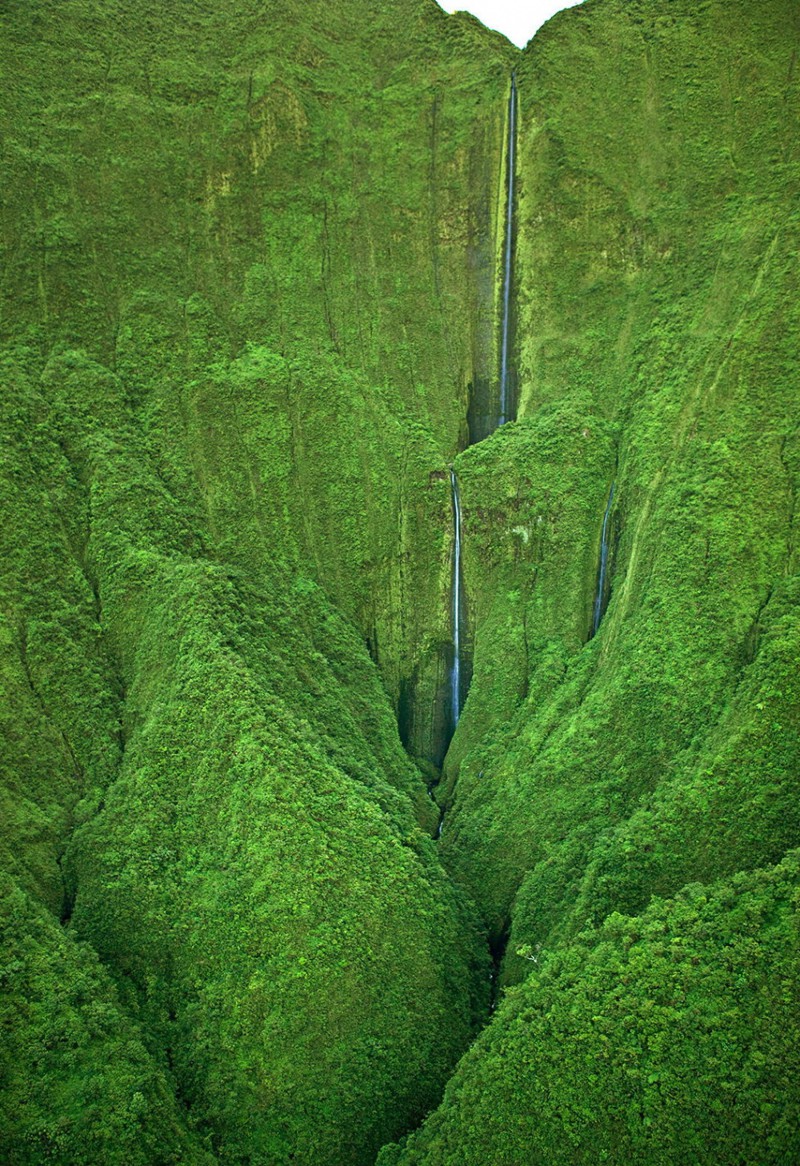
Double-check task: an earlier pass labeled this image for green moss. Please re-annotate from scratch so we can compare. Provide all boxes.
[437,0,800,962]
[0,1,512,1158]
[1,0,799,1161]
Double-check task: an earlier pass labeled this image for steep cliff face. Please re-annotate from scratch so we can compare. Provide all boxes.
[1,0,515,760]
[442,0,800,958]
[0,1,512,1160]
[1,0,799,1163]
[386,0,800,1160]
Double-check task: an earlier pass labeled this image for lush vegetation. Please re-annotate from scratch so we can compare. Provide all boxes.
[1,0,798,1162]
[442,0,800,961]
[380,854,800,1165]
[0,1,510,1159]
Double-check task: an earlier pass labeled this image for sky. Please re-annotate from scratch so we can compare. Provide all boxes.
[439,1,583,47]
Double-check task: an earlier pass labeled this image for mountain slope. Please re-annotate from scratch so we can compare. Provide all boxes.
[0,1,512,1160]
[1,0,799,1163]
[384,0,800,1159]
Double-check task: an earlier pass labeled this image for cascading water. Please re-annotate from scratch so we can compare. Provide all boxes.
[450,468,464,727]
[591,484,615,637]
[499,71,517,426]
[446,72,517,743]
[426,71,518,770]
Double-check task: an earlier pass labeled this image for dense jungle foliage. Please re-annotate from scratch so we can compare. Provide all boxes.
[1,0,798,1163]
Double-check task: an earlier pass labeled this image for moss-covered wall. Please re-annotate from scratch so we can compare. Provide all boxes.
[385,0,800,1159]
[440,0,800,946]
[0,1,514,1159]
[2,0,799,1162]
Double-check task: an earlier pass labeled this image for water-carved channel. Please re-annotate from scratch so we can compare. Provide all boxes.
[442,73,519,758]
[402,73,520,771]
[468,70,519,444]
[591,483,616,637]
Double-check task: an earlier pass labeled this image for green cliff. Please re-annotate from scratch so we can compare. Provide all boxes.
[1,0,798,1163]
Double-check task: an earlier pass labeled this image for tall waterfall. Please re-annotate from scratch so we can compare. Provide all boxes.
[441,71,517,757]
[592,484,615,636]
[499,71,517,426]
[450,468,464,725]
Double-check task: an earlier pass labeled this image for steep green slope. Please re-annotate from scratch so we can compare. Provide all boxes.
[2,0,800,1162]
[381,854,800,1165]
[440,0,800,957]
[0,1,513,1161]
[0,875,214,1165]
[1,0,516,761]
[382,0,800,1159]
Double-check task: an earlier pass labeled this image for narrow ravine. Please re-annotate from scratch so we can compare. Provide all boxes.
[591,483,615,637]
[435,69,520,827]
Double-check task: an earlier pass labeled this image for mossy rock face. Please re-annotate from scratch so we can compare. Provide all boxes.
[2,0,800,1162]
[385,0,800,1158]
[0,0,516,768]
[0,1,510,1159]
[438,0,800,954]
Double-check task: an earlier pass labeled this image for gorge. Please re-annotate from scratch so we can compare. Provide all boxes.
[1,1,799,1164]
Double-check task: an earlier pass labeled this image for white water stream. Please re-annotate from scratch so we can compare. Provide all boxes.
[499,71,517,425]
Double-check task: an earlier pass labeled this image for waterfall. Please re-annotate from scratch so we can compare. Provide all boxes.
[499,71,517,426]
[450,468,464,725]
[448,72,516,736]
[436,71,517,765]
[592,484,615,636]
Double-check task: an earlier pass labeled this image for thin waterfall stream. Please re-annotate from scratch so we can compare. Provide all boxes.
[435,468,465,840]
[591,484,615,637]
[445,72,518,759]
[499,70,517,427]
